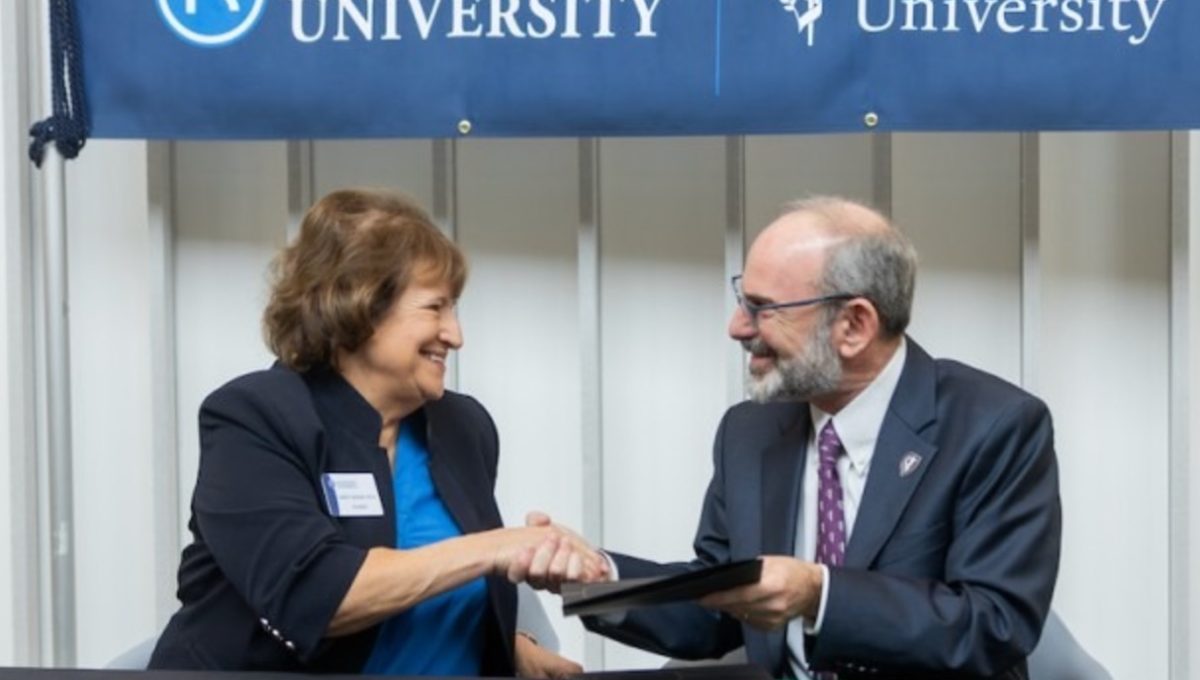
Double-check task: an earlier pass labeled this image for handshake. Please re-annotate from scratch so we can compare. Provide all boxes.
[484,512,823,633]
[488,511,611,592]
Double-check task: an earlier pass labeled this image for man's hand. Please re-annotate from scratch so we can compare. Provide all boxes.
[511,511,610,593]
[698,556,823,630]
[514,632,583,679]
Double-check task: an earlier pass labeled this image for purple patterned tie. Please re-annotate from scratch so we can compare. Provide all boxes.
[810,421,847,680]
[815,420,846,568]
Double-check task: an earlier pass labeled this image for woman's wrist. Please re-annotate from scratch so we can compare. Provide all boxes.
[458,528,507,577]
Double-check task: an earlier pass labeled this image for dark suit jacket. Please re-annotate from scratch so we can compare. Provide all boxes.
[150,364,517,674]
[586,340,1060,680]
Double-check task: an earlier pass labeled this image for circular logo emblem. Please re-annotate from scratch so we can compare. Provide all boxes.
[157,0,267,47]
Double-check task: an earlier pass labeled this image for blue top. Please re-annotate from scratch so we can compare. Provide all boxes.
[362,417,487,676]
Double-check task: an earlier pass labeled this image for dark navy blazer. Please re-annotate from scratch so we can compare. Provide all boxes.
[149,364,516,674]
[587,340,1061,680]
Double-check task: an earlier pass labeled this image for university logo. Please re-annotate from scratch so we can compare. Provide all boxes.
[779,0,823,46]
[157,0,267,47]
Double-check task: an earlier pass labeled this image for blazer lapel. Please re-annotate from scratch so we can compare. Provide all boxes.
[423,405,489,535]
[844,340,939,569]
[760,412,810,557]
[422,399,516,673]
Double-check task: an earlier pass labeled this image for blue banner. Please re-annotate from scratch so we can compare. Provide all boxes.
[75,0,1200,139]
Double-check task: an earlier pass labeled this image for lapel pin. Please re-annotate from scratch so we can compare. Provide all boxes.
[899,452,922,478]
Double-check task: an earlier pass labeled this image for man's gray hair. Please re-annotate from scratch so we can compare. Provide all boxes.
[781,196,918,338]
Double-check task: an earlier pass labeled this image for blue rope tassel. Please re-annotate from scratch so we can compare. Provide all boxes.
[29,0,89,167]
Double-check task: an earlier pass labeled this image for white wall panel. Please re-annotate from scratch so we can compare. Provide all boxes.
[893,133,1023,384]
[1040,131,1171,680]
[173,142,287,539]
[453,138,586,663]
[313,139,435,206]
[63,140,157,666]
[598,137,730,670]
[744,134,875,240]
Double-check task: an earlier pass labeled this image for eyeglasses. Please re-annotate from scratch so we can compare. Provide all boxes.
[731,275,857,326]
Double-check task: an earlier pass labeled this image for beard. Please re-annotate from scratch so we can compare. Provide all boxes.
[743,320,842,403]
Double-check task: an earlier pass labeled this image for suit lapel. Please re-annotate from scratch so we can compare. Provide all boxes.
[844,341,939,569]
[760,409,810,556]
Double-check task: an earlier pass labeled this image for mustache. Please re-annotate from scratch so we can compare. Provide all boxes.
[742,338,775,357]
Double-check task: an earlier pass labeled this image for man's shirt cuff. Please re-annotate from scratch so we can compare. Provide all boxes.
[591,551,626,625]
[601,550,620,581]
[804,564,831,634]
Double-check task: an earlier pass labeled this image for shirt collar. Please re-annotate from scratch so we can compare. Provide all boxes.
[809,338,908,474]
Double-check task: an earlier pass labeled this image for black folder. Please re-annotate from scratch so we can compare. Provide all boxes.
[561,559,763,617]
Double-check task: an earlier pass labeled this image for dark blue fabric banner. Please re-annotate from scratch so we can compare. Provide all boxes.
[77,0,1199,139]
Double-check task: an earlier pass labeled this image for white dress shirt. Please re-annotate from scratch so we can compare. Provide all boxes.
[786,339,907,680]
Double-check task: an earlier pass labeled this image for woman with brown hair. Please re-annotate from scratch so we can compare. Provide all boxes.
[149,189,603,677]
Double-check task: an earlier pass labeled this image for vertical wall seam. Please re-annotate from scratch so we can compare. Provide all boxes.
[285,141,314,244]
[147,141,181,626]
[1167,130,1191,680]
[872,133,893,216]
[431,139,460,391]
[42,126,75,670]
[432,139,459,242]
[577,138,604,670]
[44,140,75,669]
[1019,133,1041,394]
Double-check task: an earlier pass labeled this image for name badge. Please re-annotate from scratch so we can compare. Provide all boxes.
[320,473,384,517]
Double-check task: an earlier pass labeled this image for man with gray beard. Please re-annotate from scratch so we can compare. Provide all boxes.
[581,196,1061,679]
[741,319,840,403]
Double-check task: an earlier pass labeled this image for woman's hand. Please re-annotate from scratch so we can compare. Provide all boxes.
[482,525,595,587]
[333,523,605,637]
[514,632,583,679]
[482,514,609,592]
[513,512,610,592]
